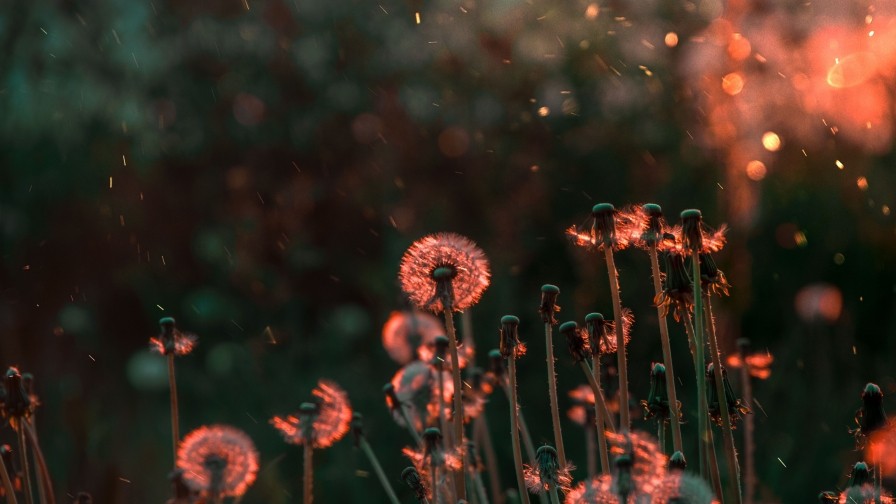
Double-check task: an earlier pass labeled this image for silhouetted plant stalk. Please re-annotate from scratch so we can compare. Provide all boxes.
[539,285,567,467]
[704,420,723,501]
[433,336,453,455]
[4,368,34,504]
[438,297,466,500]
[473,415,502,504]
[351,414,401,504]
[584,313,619,476]
[0,445,17,504]
[499,316,531,504]
[300,403,317,504]
[22,422,54,504]
[150,318,198,468]
[465,441,490,504]
[737,339,755,504]
[640,204,684,453]
[20,376,45,504]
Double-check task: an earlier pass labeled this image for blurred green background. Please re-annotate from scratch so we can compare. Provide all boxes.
[1,0,896,501]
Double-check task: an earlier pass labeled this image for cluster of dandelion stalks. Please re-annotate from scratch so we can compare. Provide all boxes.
[0,204,892,504]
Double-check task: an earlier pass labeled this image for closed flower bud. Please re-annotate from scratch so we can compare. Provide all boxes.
[423,427,442,456]
[640,204,666,247]
[351,412,365,448]
[655,252,694,322]
[524,445,573,493]
[699,252,730,296]
[560,322,588,363]
[706,363,751,428]
[539,285,561,324]
[641,363,679,425]
[402,467,428,503]
[3,367,30,419]
[488,349,506,378]
[593,203,619,248]
[499,316,526,359]
[851,383,888,447]
[846,461,872,488]
[667,451,687,472]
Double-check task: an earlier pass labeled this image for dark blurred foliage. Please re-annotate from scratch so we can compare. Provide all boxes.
[1,0,896,501]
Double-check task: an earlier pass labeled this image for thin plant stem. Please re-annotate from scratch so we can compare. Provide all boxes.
[0,449,18,504]
[508,357,531,504]
[359,437,401,504]
[437,366,451,453]
[475,415,503,504]
[689,250,708,479]
[681,314,706,479]
[441,302,467,501]
[740,356,754,504]
[547,484,561,504]
[585,424,596,479]
[400,405,424,448]
[704,294,742,503]
[874,444,882,504]
[544,322,567,467]
[604,247,630,430]
[21,422,54,504]
[431,454,442,504]
[500,380,547,504]
[167,353,180,466]
[461,309,475,369]
[470,463,490,504]
[16,422,34,504]
[579,362,617,434]
[591,357,610,476]
[658,422,665,456]
[705,420,723,502]
[649,244,684,452]
[25,418,46,504]
[303,444,313,504]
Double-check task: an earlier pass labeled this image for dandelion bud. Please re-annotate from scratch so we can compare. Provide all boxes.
[151,317,197,356]
[592,203,618,247]
[707,363,751,427]
[75,493,93,504]
[861,383,888,436]
[585,313,611,357]
[560,322,588,363]
[667,451,686,471]
[818,491,839,502]
[423,427,442,456]
[539,285,561,324]
[699,252,730,296]
[465,440,479,469]
[846,461,872,488]
[640,204,665,246]
[433,335,449,365]
[351,412,365,448]
[641,363,672,424]
[656,252,694,322]
[679,209,703,252]
[402,467,428,503]
[3,367,30,418]
[500,316,525,359]
[487,349,505,377]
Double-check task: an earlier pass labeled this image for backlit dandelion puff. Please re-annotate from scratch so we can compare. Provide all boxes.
[176,425,259,499]
[650,472,715,504]
[387,361,452,432]
[605,431,666,492]
[585,311,633,357]
[398,233,490,313]
[523,446,574,495]
[567,385,595,427]
[270,379,353,448]
[403,428,464,503]
[382,311,445,365]
[149,317,198,356]
[564,476,616,504]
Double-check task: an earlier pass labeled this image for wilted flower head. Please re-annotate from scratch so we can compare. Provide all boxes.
[271,379,353,448]
[567,203,641,251]
[678,210,727,254]
[727,340,774,380]
[640,363,680,425]
[524,445,574,493]
[585,311,633,357]
[402,467,429,503]
[706,364,751,428]
[561,322,590,364]
[150,317,198,356]
[540,285,561,324]
[2,367,31,420]
[699,253,730,297]
[398,233,491,312]
[176,425,259,499]
[851,383,889,448]
[382,311,446,364]
[499,315,526,359]
[655,251,694,322]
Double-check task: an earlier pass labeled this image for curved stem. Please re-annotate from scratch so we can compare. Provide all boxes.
[441,306,467,501]
[303,444,313,504]
[704,294,742,503]
[359,437,401,504]
[16,423,34,504]
[0,451,18,504]
[508,358,531,504]
[649,244,684,452]
[591,357,610,476]
[682,314,706,479]
[21,422,54,504]
[167,354,180,466]
[544,322,566,467]
[604,248,630,430]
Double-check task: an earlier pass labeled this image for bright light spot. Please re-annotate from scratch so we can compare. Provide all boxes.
[664,32,678,47]
[827,52,878,88]
[415,12,421,23]
[794,231,807,247]
[882,205,890,216]
[722,73,744,95]
[857,177,869,190]
[538,107,550,117]
[728,33,751,60]
[869,31,874,36]
[762,132,781,151]
[746,160,767,181]
[585,4,599,19]
[836,160,844,169]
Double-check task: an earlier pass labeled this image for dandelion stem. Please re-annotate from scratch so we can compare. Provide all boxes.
[25,418,46,504]
[705,419,723,502]
[579,361,617,434]
[400,405,424,448]
[508,356,531,504]
[0,448,18,504]
[21,422,54,504]
[547,483,562,504]
[500,379,546,504]
[16,422,34,504]
[585,422,596,479]
[304,444,313,504]
[590,357,611,476]
[359,437,401,504]
[658,422,665,456]
[681,314,706,479]
[649,244,684,452]
[604,247,630,430]
[167,353,181,466]
[431,453,442,504]
[544,322,567,467]
[738,343,755,504]
[690,250,708,478]
[475,415,503,504]
[437,365,451,453]
[704,293,742,503]
[441,302,467,501]
[469,461,490,504]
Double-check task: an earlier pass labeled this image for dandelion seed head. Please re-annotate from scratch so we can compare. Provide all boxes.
[176,425,259,498]
[382,311,445,364]
[150,317,197,356]
[399,233,490,312]
[524,446,574,493]
[271,379,352,448]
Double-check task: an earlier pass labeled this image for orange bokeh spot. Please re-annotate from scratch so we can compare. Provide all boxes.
[722,73,744,95]
[665,32,679,47]
[827,52,879,88]
[728,33,752,60]
[746,160,766,180]
[795,283,843,324]
[585,3,599,20]
[762,131,781,151]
